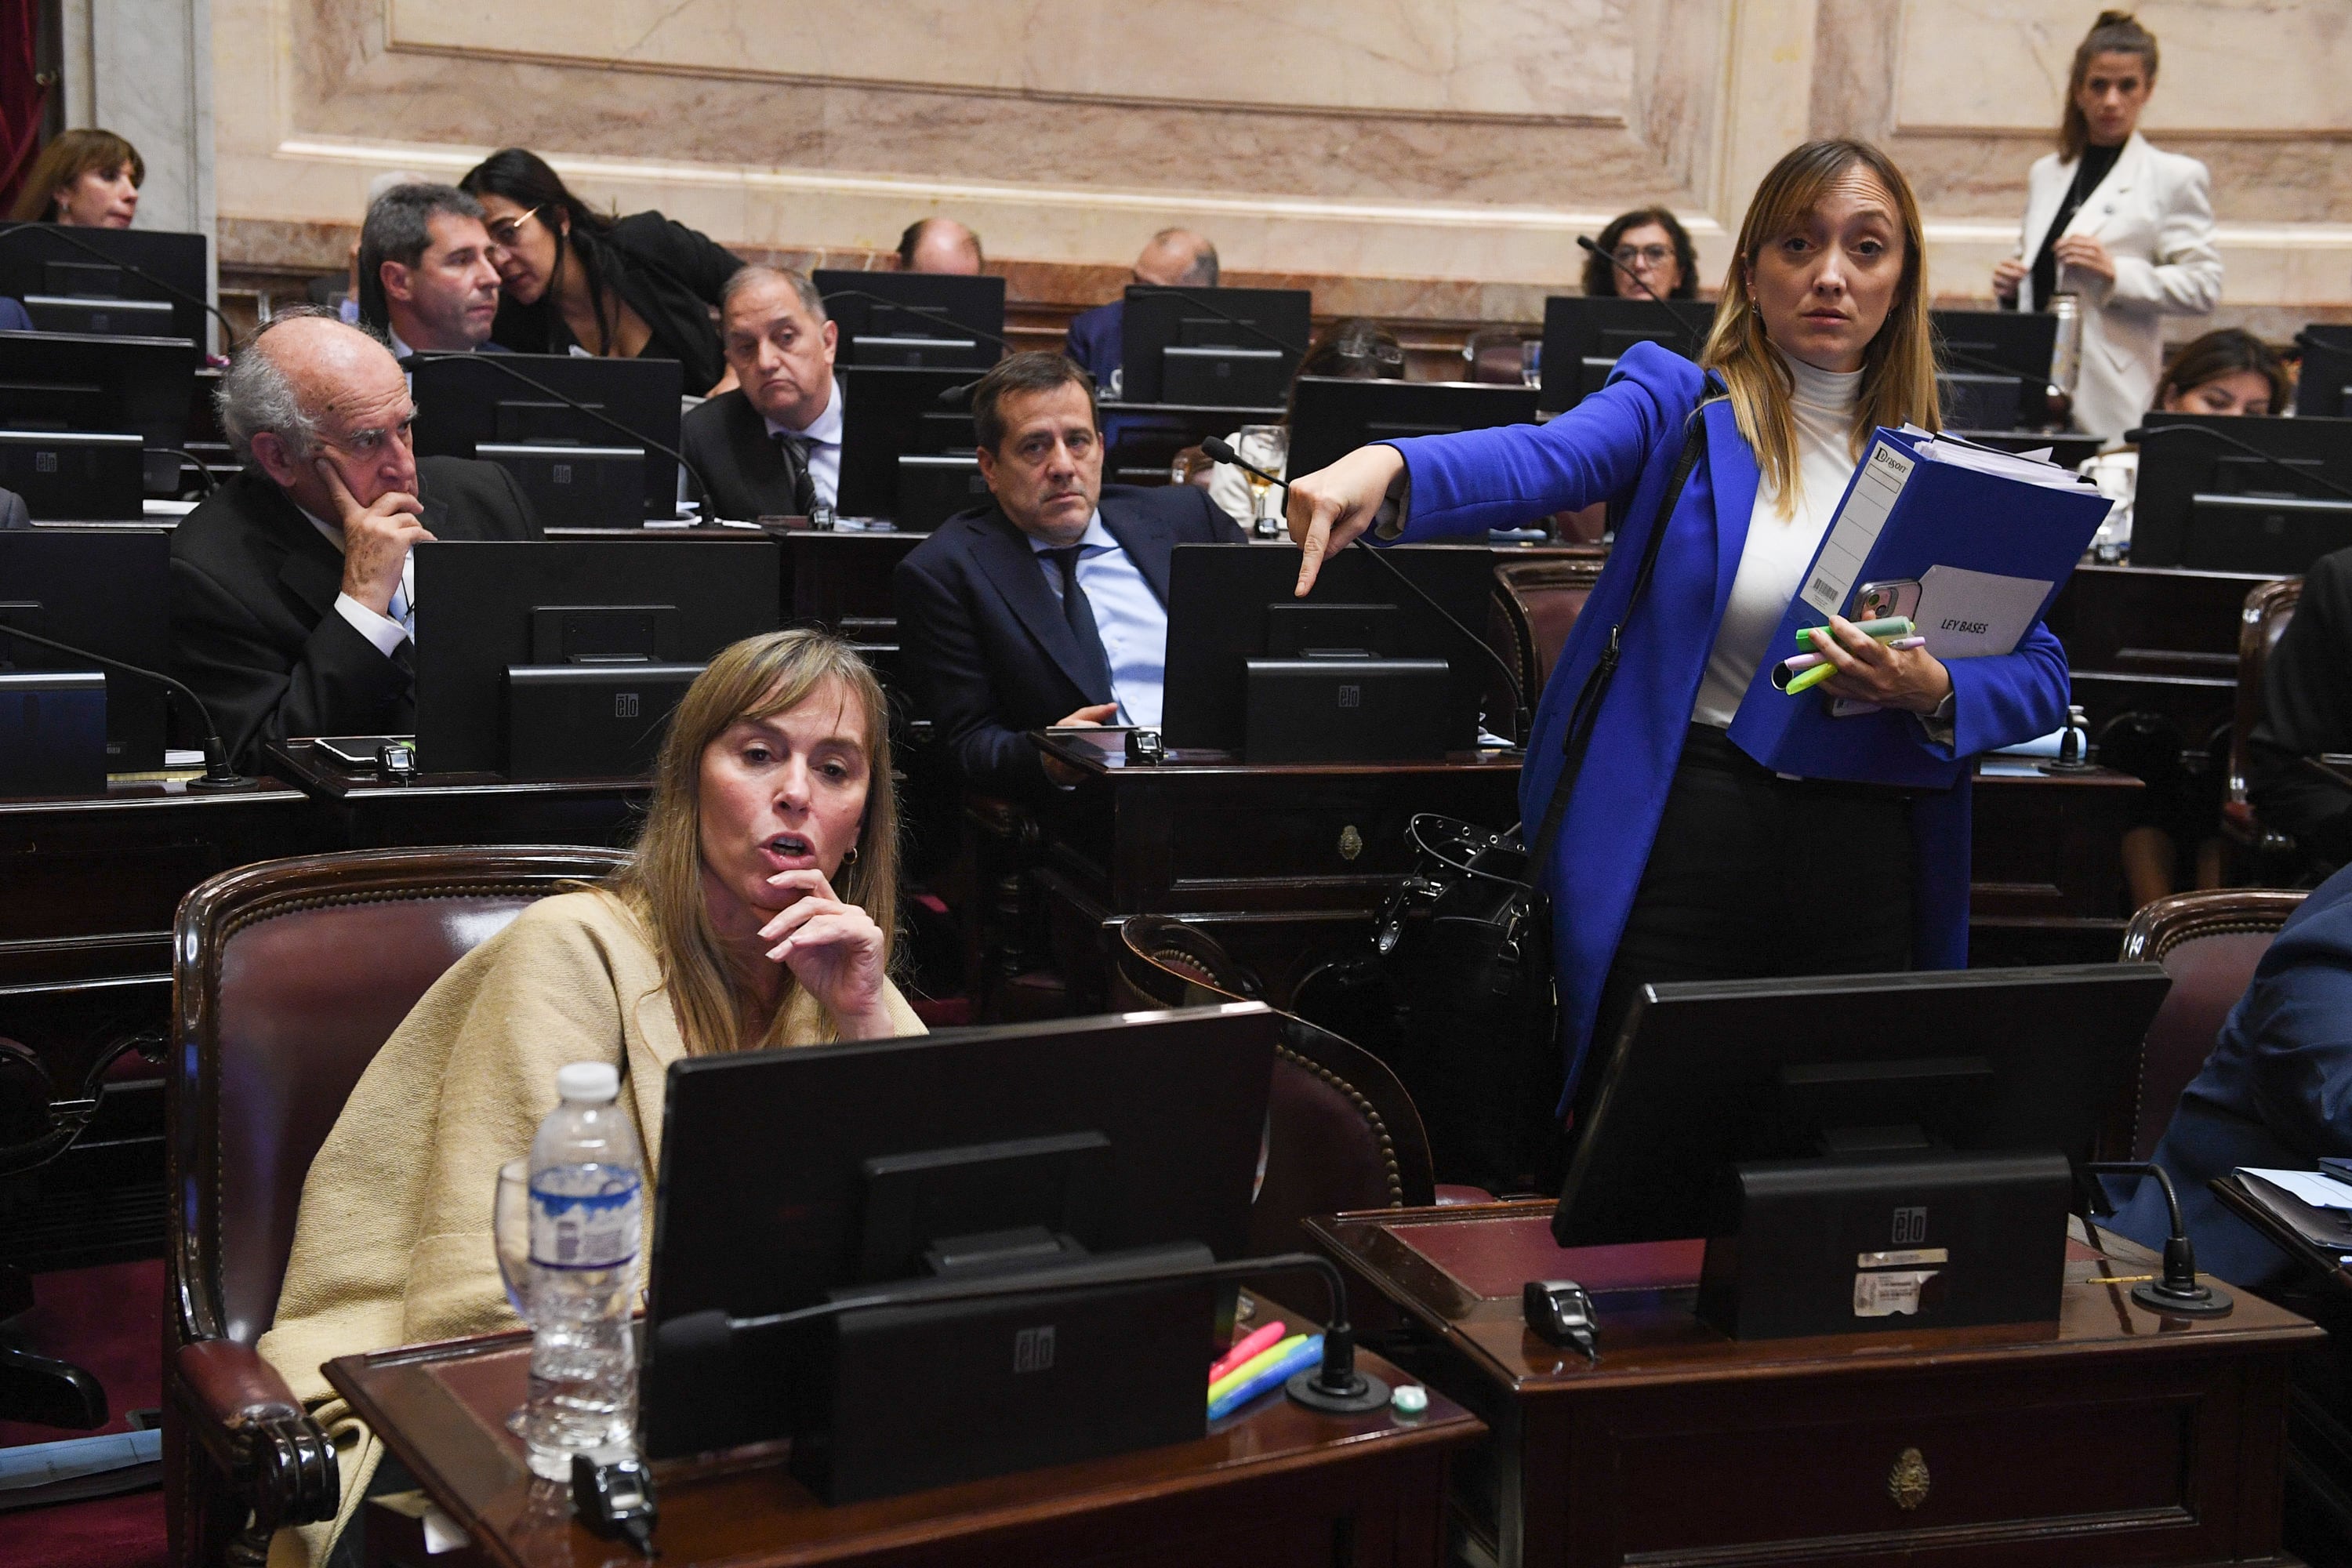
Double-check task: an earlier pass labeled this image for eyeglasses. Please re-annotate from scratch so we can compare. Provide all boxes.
[485,205,548,249]
[1613,244,1675,268]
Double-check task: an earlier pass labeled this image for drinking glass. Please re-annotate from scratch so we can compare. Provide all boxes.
[1235,424,1290,538]
[1520,339,1543,390]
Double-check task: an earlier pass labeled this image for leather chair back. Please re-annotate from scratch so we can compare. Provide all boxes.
[1461,327,1530,387]
[2115,887,2305,1160]
[1492,554,1607,707]
[1113,917,1437,1242]
[169,848,626,1350]
[2226,578,2301,833]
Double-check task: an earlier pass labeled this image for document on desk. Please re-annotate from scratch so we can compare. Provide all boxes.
[2244,1167,2352,1210]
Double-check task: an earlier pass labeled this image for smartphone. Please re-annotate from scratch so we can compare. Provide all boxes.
[1851,579,1922,623]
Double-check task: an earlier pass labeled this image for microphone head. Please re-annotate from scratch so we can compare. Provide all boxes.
[1575,234,1604,256]
[1200,436,1238,463]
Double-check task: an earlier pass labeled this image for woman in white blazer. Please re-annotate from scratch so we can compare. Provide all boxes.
[1993,11,2220,442]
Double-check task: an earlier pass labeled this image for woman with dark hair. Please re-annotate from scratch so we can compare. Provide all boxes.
[1581,207,1698,301]
[255,629,923,1563]
[1993,11,2220,441]
[2081,327,2287,561]
[458,148,746,394]
[1205,317,1406,526]
[9,128,143,227]
[1287,141,2071,1180]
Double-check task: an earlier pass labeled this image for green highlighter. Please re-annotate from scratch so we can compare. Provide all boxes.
[1783,616,1918,695]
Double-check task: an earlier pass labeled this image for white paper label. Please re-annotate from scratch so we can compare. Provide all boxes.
[528,1175,641,1271]
[1914,564,2053,661]
[1853,1269,1940,1317]
[1802,440,1915,617]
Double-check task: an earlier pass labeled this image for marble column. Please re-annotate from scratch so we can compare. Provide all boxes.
[60,0,217,341]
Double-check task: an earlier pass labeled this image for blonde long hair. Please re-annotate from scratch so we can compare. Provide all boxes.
[604,630,900,1054]
[1699,139,1940,515]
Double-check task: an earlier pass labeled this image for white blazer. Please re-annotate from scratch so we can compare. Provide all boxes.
[2013,132,2222,442]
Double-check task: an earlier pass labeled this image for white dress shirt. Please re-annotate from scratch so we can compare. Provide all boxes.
[1030,511,1168,728]
[765,379,845,507]
[305,507,415,657]
[1691,352,1862,728]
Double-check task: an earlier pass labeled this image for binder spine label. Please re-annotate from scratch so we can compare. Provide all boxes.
[1802,439,1915,619]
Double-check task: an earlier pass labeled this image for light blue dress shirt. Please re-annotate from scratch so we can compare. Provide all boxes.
[1030,511,1167,728]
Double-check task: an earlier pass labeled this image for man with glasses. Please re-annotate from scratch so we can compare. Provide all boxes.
[169,312,541,768]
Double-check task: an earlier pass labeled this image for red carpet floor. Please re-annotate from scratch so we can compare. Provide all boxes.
[3,1258,169,1568]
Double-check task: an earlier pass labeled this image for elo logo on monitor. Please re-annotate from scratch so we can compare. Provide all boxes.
[1338,684,1361,709]
[1013,1324,1056,1374]
[1891,1206,1928,1245]
[615,692,641,720]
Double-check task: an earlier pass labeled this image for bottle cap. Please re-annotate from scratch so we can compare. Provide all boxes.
[1390,1384,1429,1418]
[557,1062,621,1104]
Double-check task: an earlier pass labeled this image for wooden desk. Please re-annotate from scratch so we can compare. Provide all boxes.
[327,1318,1480,1568]
[1969,757,2142,965]
[1026,730,1523,1007]
[2047,564,2278,751]
[1312,1200,2322,1568]
[268,742,652,852]
[0,776,312,1267]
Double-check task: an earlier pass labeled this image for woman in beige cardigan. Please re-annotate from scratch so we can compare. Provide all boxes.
[257,629,926,1565]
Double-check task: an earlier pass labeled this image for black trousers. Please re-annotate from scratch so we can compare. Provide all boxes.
[1585,725,1917,1094]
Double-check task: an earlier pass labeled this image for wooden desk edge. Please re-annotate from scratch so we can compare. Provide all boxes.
[325,1327,1483,1561]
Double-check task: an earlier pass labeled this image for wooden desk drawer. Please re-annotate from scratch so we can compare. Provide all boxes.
[1541,1355,2276,1568]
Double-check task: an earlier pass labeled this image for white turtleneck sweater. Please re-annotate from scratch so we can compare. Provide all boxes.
[1690,352,1864,728]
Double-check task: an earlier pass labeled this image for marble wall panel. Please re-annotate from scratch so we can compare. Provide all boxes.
[387,0,1634,122]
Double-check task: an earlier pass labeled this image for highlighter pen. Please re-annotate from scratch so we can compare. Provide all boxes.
[1208,1334,1325,1421]
[1794,615,1915,652]
[1208,1321,1287,1385]
[1207,1332,1309,1407]
[1782,659,1840,695]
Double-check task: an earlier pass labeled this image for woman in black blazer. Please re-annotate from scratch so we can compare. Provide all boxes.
[459,148,744,394]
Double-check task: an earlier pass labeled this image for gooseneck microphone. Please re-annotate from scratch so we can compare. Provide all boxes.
[0,622,256,792]
[1201,435,1532,750]
[1573,235,1713,343]
[2120,420,2352,504]
[1131,286,1308,358]
[662,1247,1390,1415]
[404,351,719,517]
[2080,1161,2232,1316]
[817,288,1018,356]
[0,220,243,350]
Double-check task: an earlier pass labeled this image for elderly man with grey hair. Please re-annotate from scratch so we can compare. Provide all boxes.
[678,263,843,521]
[1062,228,1219,394]
[169,310,539,767]
[355,182,507,357]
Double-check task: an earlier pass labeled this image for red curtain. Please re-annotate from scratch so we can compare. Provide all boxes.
[0,0,47,216]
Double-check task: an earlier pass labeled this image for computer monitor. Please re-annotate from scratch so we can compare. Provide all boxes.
[411,536,782,774]
[1932,310,2056,430]
[2295,325,2352,419]
[813,271,1007,372]
[834,365,981,526]
[641,1004,1277,1462]
[1118,286,1311,406]
[0,528,171,770]
[0,226,212,347]
[1537,296,1704,415]
[2133,410,2352,571]
[1551,964,2173,1249]
[1160,542,1497,757]
[1286,377,1539,480]
[0,330,200,498]
[406,352,684,521]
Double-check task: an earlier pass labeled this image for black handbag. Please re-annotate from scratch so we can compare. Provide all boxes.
[1371,418,1710,1191]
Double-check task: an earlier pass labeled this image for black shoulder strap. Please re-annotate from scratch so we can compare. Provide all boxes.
[1524,410,1712,874]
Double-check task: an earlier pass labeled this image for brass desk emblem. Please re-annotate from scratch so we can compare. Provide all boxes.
[1888,1446,1931,1510]
[1338,825,1363,862]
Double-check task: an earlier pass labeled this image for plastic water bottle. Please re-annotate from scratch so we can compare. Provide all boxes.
[523,1062,642,1480]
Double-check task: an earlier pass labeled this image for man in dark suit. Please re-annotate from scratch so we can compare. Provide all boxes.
[170,312,539,768]
[2249,544,2352,877]
[679,266,837,521]
[895,351,1245,800]
[1062,229,1219,395]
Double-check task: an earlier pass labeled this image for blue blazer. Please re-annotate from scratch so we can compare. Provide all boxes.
[0,297,30,332]
[1063,300,1123,388]
[2111,862,2352,1286]
[1383,342,2071,1097]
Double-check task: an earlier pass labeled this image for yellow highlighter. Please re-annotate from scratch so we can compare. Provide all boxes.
[1206,1332,1309,1407]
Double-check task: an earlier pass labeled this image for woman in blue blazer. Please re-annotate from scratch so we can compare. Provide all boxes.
[1288,140,2071,1129]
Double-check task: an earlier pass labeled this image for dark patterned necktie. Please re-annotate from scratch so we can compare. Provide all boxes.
[772,430,819,516]
[1042,543,1115,699]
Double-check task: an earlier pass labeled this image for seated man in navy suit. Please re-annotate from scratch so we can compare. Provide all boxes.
[895,350,1245,798]
[2111,860,2352,1284]
[1062,229,1218,397]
